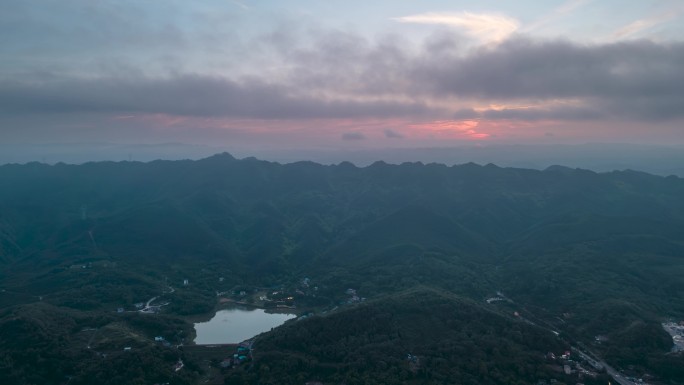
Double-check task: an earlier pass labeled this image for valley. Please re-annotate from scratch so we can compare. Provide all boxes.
[0,155,683,384]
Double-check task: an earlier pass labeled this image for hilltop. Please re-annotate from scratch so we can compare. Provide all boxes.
[0,154,683,384]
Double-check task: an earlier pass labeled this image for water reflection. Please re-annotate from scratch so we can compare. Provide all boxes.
[194,308,295,344]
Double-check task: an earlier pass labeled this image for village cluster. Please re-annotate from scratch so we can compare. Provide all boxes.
[545,349,602,381]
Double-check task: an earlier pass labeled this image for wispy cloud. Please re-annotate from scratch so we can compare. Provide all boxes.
[394,12,519,43]
[522,0,592,32]
[231,0,249,10]
[610,8,682,40]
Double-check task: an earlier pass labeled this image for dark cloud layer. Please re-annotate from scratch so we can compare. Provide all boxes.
[418,39,684,99]
[0,75,435,119]
[269,32,684,121]
[1,30,684,122]
[419,39,684,121]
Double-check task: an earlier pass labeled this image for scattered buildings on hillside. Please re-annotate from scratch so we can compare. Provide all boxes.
[218,341,253,370]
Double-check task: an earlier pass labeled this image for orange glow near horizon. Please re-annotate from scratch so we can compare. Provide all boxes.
[409,120,491,139]
[107,113,583,144]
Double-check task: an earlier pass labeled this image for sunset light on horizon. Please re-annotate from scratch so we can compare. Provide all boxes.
[2,0,683,155]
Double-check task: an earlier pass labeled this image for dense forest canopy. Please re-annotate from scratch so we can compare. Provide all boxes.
[1,154,683,384]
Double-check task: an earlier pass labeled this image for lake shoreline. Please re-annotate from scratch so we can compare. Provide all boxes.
[191,306,297,345]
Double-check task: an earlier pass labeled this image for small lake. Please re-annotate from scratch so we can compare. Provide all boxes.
[193,308,296,344]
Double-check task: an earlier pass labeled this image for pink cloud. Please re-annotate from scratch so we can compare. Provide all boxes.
[95,113,684,149]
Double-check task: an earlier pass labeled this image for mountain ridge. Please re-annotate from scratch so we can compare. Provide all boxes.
[1,153,683,384]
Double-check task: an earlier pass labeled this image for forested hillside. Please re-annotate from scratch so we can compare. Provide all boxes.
[1,154,683,384]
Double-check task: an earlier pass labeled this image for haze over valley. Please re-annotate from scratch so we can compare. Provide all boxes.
[2,1,684,384]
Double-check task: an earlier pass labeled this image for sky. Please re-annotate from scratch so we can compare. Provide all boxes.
[1,0,684,159]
